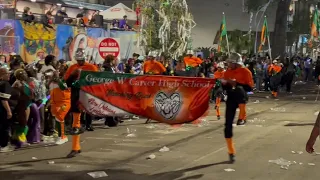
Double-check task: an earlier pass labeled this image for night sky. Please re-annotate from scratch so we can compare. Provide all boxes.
[109,0,277,48]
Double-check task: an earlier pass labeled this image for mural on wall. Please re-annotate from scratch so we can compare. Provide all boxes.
[0,20,19,62]
[15,20,57,63]
[0,20,138,63]
[57,26,108,63]
[0,0,15,8]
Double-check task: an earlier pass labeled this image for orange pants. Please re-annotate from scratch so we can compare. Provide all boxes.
[226,138,235,154]
[271,91,278,97]
[51,103,70,139]
[238,103,246,120]
[216,97,221,117]
[72,113,81,151]
[51,103,70,122]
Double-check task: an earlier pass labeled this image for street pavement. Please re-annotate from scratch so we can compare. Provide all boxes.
[1,82,320,180]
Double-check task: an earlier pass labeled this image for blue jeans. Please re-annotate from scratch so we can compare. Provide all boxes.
[305,68,310,81]
[256,77,262,91]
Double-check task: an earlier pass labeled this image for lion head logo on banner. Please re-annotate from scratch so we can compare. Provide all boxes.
[154,92,182,120]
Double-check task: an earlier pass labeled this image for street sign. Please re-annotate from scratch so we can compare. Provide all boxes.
[98,38,120,59]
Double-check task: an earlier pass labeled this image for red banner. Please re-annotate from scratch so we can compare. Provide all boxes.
[79,72,215,124]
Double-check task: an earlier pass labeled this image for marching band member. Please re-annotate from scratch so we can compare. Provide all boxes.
[221,53,254,163]
[237,61,249,126]
[143,51,166,75]
[64,48,98,158]
[183,50,203,77]
[213,62,225,120]
[268,59,282,98]
[49,69,71,145]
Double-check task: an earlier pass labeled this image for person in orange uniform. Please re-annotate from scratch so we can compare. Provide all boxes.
[64,48,98,158]
[213,62,225,120]
[49,70,71,145]
[221,53,254,163]
[143,51,166,75]
[237,61,249,125]
[268,59,282,98]
[184,50,203,77]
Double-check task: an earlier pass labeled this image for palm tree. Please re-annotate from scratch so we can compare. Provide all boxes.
[219,29,253,54]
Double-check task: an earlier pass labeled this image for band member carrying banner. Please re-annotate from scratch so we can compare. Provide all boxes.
[184,50,203,77]
[143,51,166,75]
[64,48,98,158]
[221,53,253,163]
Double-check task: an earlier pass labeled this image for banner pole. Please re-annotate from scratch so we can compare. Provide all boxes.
[226,33,230,56]
[268,35,272,60]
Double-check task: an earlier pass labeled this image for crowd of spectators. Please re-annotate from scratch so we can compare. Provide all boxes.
[19,5,134,31]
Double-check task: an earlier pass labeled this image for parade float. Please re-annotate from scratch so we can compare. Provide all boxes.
[135,0,196,57]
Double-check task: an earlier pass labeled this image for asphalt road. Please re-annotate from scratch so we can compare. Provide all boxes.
[1,82,320,180]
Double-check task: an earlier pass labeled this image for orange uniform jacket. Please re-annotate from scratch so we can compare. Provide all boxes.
[268,64,282,76]
[143,60,166,75]
[224,67,254,91]
[50,82,71,105]
[64,62,99,81]
[183,56,203,67]
[214,70,225,79]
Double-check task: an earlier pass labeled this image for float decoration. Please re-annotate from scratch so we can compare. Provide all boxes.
[136,0,196,58]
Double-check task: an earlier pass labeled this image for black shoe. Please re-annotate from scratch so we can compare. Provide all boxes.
[86,126,94,131]
[229,154,235,164]
[217,116,220,120]
[66,150,81,158]
[70,127,84,135]
[236,119,246,126]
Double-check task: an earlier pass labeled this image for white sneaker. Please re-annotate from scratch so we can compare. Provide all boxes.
[132,116,140,119]
[0,146,15,153]
[55,137,68,145]
[41,134,49,141]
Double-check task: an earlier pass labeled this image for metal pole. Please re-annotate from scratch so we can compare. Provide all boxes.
[249,12,253,54]
[226,33,230,56]
[268,34,272,59]
[254,13,264,57]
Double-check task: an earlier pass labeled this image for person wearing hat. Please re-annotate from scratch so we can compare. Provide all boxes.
[268,58,282,98]
[64,48,98,158]
[221,53,254,163]
[143,51,166,75]
[213,62,225,120]
[184,50,203,77]
[0,68,14,152]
